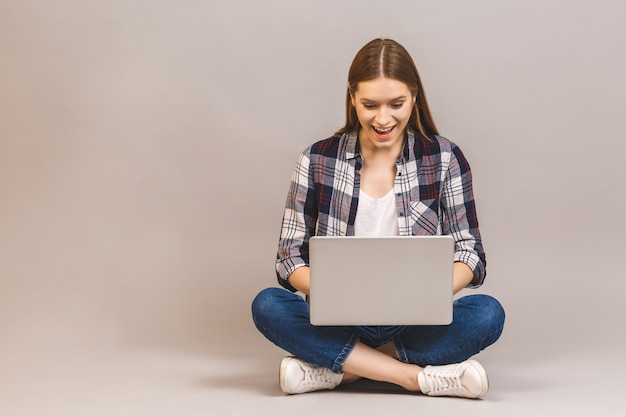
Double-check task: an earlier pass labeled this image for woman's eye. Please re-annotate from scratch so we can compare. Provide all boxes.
[391,103,404,109]
[363,104,377,109]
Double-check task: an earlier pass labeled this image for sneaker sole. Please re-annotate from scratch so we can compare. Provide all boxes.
[465,360,489,398]
[279,356,294,394]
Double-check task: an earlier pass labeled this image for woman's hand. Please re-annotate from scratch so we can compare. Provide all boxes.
[290,263,472,296]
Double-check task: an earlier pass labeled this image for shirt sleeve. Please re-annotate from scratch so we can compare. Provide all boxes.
[440,144,487,288]
[275,148,318,291]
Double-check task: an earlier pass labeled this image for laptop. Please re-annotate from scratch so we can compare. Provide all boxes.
[309,236,454,326]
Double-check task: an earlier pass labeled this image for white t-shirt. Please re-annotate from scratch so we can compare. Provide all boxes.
[354,189,399,236]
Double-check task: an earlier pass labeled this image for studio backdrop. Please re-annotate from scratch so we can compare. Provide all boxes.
[0,0,624,360]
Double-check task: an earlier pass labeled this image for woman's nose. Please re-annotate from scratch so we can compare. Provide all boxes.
[375,108,392,125]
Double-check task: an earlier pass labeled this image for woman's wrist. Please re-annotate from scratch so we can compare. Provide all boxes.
[287,266,311,295]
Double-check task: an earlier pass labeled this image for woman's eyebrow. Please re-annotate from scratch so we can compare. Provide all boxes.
[359,96,408,103]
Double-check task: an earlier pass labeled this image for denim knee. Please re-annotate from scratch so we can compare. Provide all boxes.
[252,287,281,324]
[465,294,506,344]
[251,287,300,328]
[480,294,505,328]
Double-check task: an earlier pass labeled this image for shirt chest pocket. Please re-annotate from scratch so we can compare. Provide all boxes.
[409,199,441,236]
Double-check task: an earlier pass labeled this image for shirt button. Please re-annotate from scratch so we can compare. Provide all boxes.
[399,212,405,217]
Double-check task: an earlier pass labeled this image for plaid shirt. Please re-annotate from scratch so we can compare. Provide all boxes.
[276,130,486,291]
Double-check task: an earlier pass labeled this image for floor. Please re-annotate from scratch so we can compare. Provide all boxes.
[1,336,623,417]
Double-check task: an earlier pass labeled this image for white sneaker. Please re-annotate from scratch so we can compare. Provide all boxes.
[417,360,489,398]
[279,356,343,394]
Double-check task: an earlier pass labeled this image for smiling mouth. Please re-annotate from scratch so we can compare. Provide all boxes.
[373,126,395,134]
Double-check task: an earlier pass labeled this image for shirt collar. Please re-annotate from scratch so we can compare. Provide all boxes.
[403,130,417,162]
[345,131,359,160]
[344,130,417,162]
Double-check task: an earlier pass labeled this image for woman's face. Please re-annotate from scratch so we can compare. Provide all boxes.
[351,77,415,154]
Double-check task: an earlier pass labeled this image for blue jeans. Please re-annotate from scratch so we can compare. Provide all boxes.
[251,287,505,374]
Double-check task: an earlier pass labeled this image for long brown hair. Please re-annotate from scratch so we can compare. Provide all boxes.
[336,39,438,138]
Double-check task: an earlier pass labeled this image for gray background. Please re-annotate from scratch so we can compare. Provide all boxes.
[1,0,624,416]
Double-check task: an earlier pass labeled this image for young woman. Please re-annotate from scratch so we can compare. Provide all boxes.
[251,38,505,398]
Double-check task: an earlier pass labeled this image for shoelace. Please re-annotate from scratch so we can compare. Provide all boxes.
[302,365,338,387]
[424,366,463,394]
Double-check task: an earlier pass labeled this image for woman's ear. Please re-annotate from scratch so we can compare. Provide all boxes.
[349,85,356,107]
